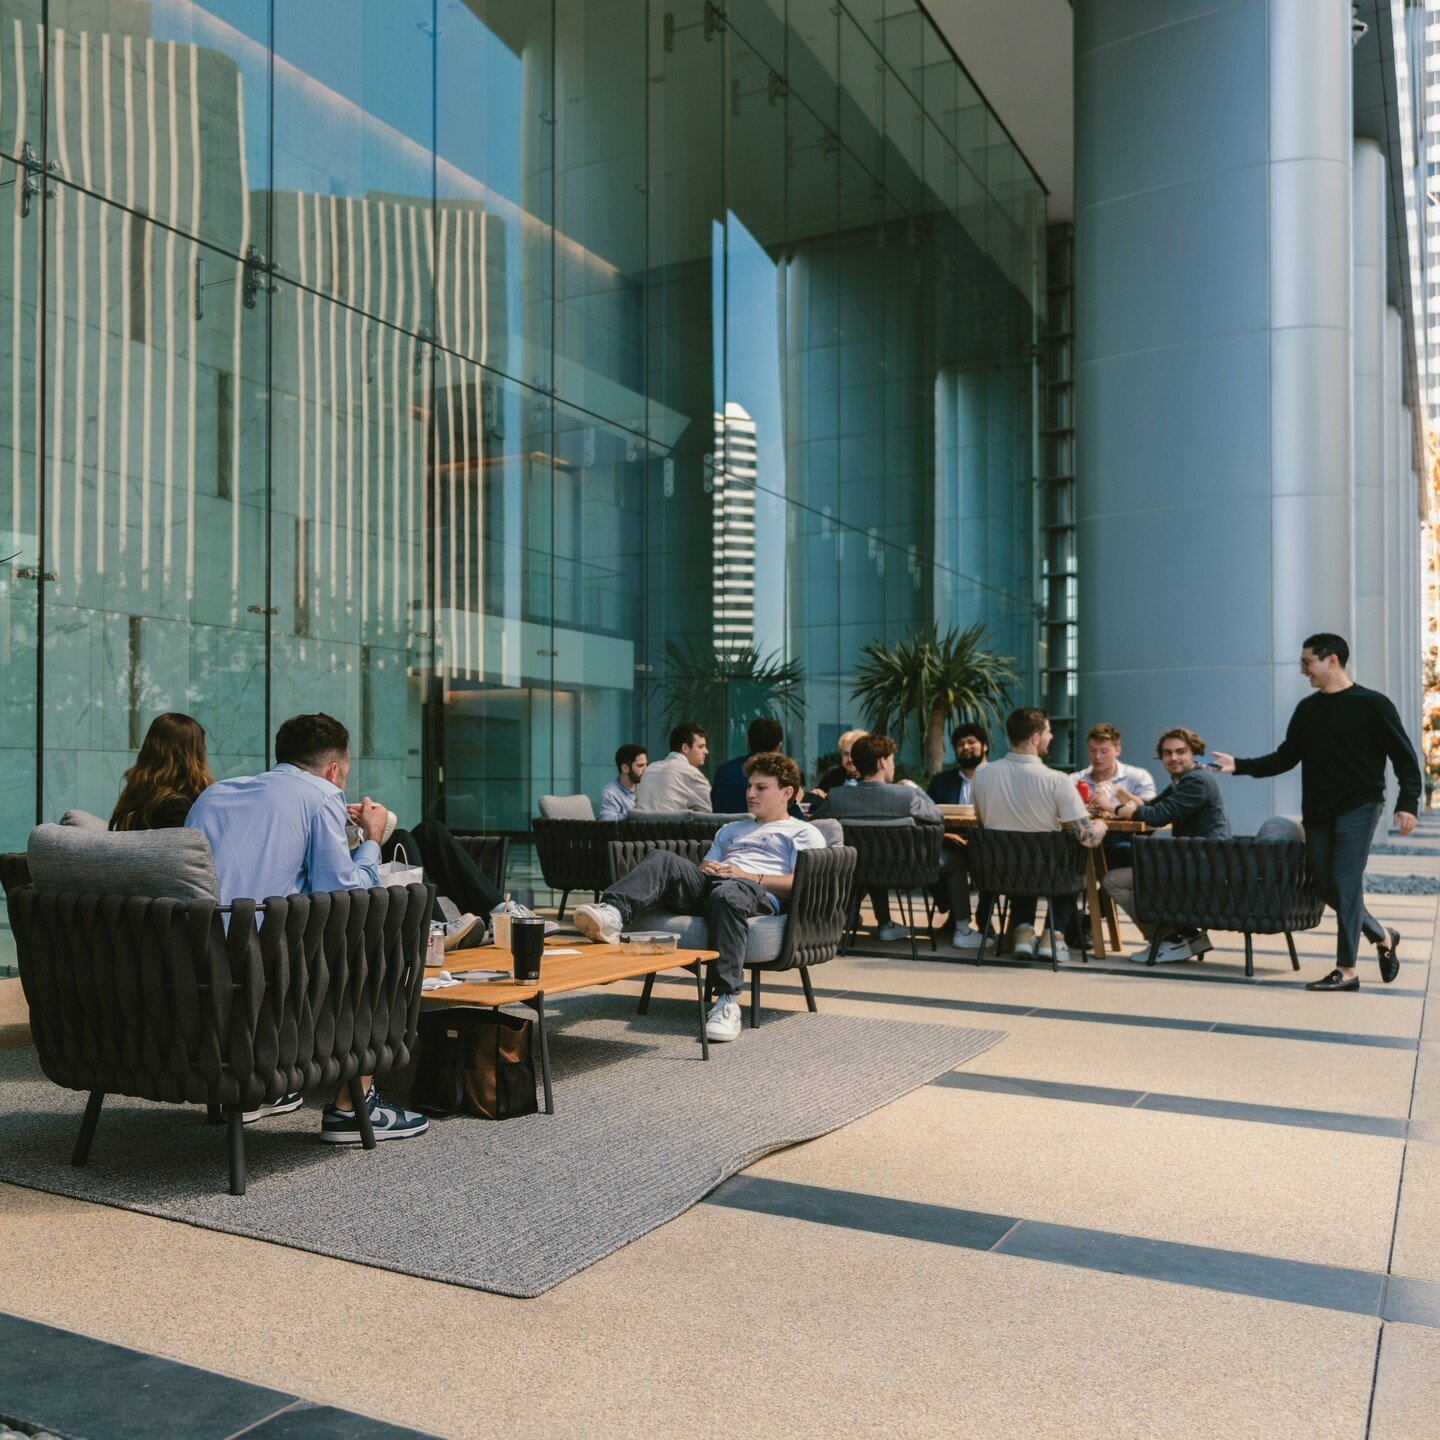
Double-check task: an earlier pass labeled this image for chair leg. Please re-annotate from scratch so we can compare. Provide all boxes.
[557,889,570,922]
[749,969,761,1029]
[637,971,656,1015]
[205,1103,223,1126]
[694,963,710,1060]
[348,1077,377,1149]
[1284,931,1300,971]
[226,1105,246,1196]
[904,892,919,964]
[1244,932,1254,979]
[72,1090,105,1167]
[924,895,938,952]
[1145,929,1165,967]
[799,965,817,1012]
[1045,907,1059,973]
[975,896,996,966]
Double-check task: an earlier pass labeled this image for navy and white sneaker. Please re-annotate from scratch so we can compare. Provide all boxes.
[319,1087,429,1144]
[243,1091,305,1124]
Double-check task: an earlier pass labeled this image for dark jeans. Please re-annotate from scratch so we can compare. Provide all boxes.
[1306,802,1387,970]
[1008,891,1078,936]
[930,846,973,923]
[385,819,503,918]
[601,850,773,996]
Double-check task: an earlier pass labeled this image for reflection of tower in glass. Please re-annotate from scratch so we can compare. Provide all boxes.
[712,403,757,655]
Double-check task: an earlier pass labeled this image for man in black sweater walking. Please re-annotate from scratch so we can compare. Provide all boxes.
[1215,632,1420,991]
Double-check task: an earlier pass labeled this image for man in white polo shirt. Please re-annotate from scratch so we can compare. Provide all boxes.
[972,707,1107,962]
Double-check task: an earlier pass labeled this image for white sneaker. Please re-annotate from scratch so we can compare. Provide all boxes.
[706,995,742,1042]
[875,922,911,942]
[1035,934,1071,964]
[1151,936,1198,964]
[441,913,481,951]
[953,921,976,940]
[573,902,622,944]
[1011,924,1036,958]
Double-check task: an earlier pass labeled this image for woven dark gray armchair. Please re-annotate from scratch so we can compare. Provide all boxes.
[616,815,728,845]
[1131,836,1323,977]
[838,821,944,961]
[607,836,856,1028]
[454,833,511,895]
[966,828,1089,971]
[5,879,434,1195]
[533,818,615,919]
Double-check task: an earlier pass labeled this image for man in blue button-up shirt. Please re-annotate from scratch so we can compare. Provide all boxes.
[187,713,428,1145]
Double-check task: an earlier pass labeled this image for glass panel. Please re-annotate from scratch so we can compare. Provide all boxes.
[646,0,724,749]
[838,9,883,183]
[47,0,272,264]
[439,0,552,390]
[269,277,425,817]
[553,0,647,421]
[551,401,645,799]
[0,135,40,855]
[42,191,269,822]
[272,0,435,334]
[433,367,556,833]
[786,0,837,135]
[1,0,45,164]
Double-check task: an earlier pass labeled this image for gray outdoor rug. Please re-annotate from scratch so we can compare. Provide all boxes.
[0,994,1003,1296]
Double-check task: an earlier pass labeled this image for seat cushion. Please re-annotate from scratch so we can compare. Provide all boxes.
[27,823,221,902]
[1256,814,1305,843]
[58,809,108,830]
[634,910,788,965]
[809,817,843,848]
[538,794,596,820]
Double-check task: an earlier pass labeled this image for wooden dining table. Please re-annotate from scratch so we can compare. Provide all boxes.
[940,810,1152,960]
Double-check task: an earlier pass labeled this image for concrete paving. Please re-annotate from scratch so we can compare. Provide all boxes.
[0,848,1435,1437]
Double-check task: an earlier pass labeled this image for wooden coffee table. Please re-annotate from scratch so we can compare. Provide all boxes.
[421,939,720,1113]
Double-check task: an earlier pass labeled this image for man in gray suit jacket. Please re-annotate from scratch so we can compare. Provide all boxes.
[815,734,970,942]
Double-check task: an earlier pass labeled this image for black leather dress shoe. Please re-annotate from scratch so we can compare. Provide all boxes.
[1306,969,1360,992]
[1376,928,1401,984]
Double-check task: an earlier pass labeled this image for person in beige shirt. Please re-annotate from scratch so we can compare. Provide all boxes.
[632,722,712,812]
[972,707,1106,962]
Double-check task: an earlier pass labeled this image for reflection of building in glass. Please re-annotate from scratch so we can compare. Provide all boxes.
[711,403,757,656]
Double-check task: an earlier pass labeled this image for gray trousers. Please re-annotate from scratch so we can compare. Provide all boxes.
[1100,866,1152,939]
[1307,802,1387,970]
[602,850,772,995]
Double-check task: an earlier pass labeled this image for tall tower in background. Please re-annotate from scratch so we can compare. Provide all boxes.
[712,402,758,655]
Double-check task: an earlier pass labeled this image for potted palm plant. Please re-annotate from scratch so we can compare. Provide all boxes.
[657,638,806,759]
[851,623,1016,777]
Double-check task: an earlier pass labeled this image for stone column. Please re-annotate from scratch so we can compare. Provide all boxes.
[1075,0,1353,831]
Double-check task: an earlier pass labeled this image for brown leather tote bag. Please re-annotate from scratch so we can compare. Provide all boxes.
[410,1007,538,1120]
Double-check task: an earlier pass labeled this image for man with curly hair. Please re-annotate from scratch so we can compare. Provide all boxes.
[574,752,826,1042]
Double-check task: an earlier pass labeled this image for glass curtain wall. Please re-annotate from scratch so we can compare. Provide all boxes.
[0,0,1044,861]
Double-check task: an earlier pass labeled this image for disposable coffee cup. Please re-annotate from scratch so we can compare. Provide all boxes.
[510,918,546,982]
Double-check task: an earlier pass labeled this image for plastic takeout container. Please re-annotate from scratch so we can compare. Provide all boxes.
[618,931,679,954]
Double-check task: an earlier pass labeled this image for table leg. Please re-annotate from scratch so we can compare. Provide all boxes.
[534,991,554,1114]
[1094,846,1122,950]
[1085,853,1107,960]
[694,962,710,1060]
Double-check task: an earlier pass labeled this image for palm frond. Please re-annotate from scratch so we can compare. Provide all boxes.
[657,638,806,755]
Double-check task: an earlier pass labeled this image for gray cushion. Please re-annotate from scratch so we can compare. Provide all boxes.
[27,823,221,902]
[635,910,788,965]
[810,817,844,848]
[624,811,748,824]
[538,794,595,821]
[58,809,108,830]
[1255,814,1305,843]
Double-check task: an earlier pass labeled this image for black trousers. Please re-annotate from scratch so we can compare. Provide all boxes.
[385,819,503,918]
[1007,892,1078,934]
[1306,802,1386,970]
[601,850,773,995]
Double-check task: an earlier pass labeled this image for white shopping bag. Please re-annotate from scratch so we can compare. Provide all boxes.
[377,843,424,887]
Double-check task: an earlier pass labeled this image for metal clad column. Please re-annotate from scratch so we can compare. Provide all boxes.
[1074,0,1353,832]
[1352,140,1387,691]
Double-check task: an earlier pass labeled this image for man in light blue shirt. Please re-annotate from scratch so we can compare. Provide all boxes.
[598,743,647,821]
[187,713,428,1146]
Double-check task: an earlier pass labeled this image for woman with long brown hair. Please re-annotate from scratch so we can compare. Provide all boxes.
[110,713,216,831]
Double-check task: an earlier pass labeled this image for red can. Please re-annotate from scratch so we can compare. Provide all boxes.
[1076,780,1091,804]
